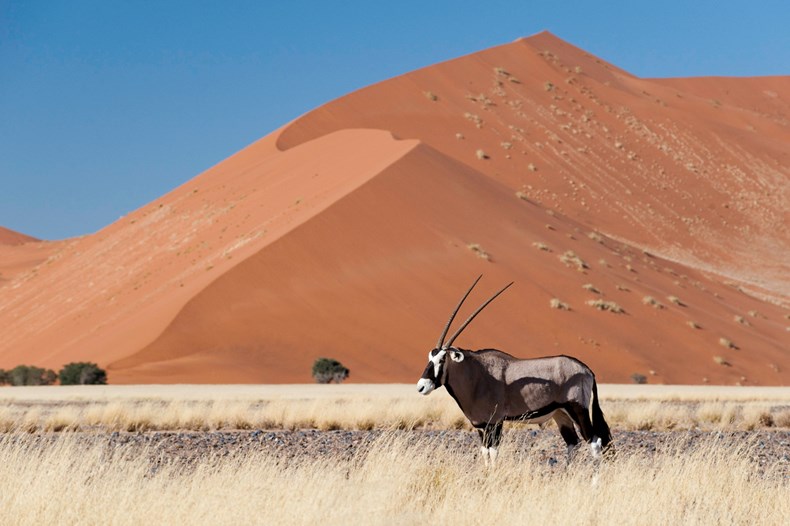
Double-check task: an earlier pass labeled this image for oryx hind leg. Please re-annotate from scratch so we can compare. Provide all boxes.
[553,410,580,463]
[566,403,602,459]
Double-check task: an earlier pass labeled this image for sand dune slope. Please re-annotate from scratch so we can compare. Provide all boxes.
[110,140,788,384]
[278,32,790,299]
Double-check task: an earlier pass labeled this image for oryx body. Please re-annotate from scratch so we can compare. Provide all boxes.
[417,277,612,464]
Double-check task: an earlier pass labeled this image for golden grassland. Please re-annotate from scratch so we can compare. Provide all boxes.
[0,431,787,525]
[0,384,789,432]
[1,384,789,524]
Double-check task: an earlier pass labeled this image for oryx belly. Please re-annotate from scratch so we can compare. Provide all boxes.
[519,409,560,426]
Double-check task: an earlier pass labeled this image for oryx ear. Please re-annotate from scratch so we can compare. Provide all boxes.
[449,350,464,362]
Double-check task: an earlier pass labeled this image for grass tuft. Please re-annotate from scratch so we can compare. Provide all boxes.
[559,250,588,271]
[719,337,738,350]
[642,296,664,309]
[586,299,624,313]
[466,243,491,260]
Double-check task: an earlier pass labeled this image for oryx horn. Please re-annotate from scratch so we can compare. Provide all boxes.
[443,281,514,349]
[437,275,482,348]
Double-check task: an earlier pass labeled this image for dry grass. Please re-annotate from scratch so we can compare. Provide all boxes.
[642,295,664,309]
[463,112,483,128]
[466,243,490,260]
[0,396,465,434]
[559,250,588,270]
[719,337,738,350]
[587,231,604,243]
[1,385,789,433]
[713,355,731,367]
[667,295,685,306]
[586,299,625,313]
[0,431,786,525]
[532,241,550,251]
[582,283,601,294]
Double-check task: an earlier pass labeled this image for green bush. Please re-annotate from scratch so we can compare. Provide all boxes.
[7,365,57,386]
[311,357,350,384]
[58,362,107,385]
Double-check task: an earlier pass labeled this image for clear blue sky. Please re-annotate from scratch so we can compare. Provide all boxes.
[2,1,788,240]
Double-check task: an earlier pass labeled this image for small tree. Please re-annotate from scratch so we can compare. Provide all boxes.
[8,365,57,386]
[311,357,349,384]
[59,362,107,385]
[0,369,8,386]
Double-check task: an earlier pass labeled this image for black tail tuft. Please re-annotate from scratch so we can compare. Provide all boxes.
[591,380,612,450]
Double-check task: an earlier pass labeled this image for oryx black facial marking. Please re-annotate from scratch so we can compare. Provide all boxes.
[417,276,613,465]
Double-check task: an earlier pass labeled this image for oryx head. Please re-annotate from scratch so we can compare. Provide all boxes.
[417,276,513,395]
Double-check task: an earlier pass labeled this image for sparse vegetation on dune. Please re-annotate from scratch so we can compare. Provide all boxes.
[586,299,625,313]
[559,250,588,270]
[466,243,491,260]
[0,431,786,524]
[642,295,664,309]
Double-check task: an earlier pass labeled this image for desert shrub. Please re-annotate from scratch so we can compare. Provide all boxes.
[630,373,648,385]
[311,358,350,384]
[642,296,664,309]
[8,365,57,386]
[586,299,624,313]
[560,250,588,271]
[58,362,107,385]
[719,337,738,350]
[467,243,491,260]
[713,356,731,366]
[0,369,8,385]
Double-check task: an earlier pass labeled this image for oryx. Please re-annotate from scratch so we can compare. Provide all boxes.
[417,276,613,464]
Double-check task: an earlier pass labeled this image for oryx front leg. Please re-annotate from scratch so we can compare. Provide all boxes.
[477,422,503,467]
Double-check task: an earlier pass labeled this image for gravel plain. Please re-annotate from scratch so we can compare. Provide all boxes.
[6,428,787,478]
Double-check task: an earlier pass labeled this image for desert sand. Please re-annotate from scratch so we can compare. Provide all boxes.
[0,31,787,384]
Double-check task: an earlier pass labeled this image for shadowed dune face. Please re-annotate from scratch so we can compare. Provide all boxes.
[1,32,788,385]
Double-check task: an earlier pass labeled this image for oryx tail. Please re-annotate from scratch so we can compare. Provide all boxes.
[590,380,612,449]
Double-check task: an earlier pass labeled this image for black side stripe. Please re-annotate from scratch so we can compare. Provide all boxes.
[504,401,564,422]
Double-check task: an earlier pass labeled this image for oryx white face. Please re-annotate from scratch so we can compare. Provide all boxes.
[417,348,464,395]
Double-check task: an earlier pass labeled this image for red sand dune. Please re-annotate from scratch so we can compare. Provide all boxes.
[0,226,38,246]
[1,32,787,385]
[0,227,61,286]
